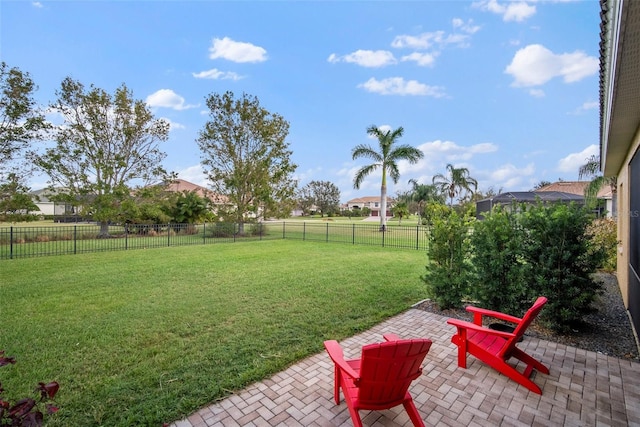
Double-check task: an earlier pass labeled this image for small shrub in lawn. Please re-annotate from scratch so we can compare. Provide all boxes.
[0,351,59,427]
[208,222,236,238]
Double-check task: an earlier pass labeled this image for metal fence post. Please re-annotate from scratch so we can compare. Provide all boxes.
[326,223,329,242]
[303,222,306,241]
[74,225,77,254]
[282,221,285,239]
[203,222,206,244]
[352,224,355,245]
[10,226,13,259]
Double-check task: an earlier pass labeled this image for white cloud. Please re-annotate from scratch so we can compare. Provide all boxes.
[417,140,498,161]
[358,77,446,97]
[474,0,536,22]
[505,44,598,87]
[327,50,396,67]
[557,144,599,174]
[160,117,185,131]
[32,2,43,8]
[489,163,535,188]
[391,31,470,50]
[401,52,438,67]
[208,37,267,63]
[569,100,598,115]
[192,68,243,80]
[177,164,209,188]
[452,18,481,34]
[529,88,545,97]
[146,89,198,110]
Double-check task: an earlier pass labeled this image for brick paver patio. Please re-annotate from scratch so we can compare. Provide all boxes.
[169,309,640,426]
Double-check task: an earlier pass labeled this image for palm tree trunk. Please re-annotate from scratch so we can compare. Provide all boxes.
[380,184,387,231]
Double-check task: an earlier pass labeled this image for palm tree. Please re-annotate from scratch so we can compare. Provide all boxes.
[432,163,478,206]
[578,154,616,210]
[407,178,444,223]
[352,125,424,230]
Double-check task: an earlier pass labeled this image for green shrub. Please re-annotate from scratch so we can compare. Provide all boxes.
[586,217,617,272]
[521,203,605,332]
[469,206,533,315]
[208,222,236,238]
[422,209,472,309]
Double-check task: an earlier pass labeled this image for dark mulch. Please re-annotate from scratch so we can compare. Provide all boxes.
[414,272,639,362]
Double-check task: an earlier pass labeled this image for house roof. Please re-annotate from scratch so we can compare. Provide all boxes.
[599,0,640,176]
[164,179,229,204]
[478,191,584,204]
[345,196,394,204]
[534,181,612,198]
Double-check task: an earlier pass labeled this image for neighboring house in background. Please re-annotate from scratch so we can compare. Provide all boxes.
[31,187,76,217]
[164,179,229,206]
[345,196,394,217]
[475,191,585,220]
[600,0,640,338]
[535,181,615,217]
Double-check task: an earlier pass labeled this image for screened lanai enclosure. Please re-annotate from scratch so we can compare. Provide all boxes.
[475,191,585,219]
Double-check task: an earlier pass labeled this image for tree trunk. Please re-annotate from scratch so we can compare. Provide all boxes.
[380,184,387,231]
[98,221,111,238]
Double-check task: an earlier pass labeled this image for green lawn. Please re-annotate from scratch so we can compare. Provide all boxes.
[0,240,427,426]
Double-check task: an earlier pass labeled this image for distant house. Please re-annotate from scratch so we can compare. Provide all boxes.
[535,181,614,217]
[31,187,76,217]
[163,179,228,206]
[345,196,394,218]
[475,191,585,220]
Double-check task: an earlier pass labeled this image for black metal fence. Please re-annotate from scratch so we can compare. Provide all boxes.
[0,221,430,260]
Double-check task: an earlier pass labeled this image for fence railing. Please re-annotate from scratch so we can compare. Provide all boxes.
[0,221,430,260]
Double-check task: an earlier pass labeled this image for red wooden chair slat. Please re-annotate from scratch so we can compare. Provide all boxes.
[447,296,550,394]
[324,334,432,427]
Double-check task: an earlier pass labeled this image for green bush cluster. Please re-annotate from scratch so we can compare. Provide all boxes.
[423,202,607,332]
[586,217,617,272]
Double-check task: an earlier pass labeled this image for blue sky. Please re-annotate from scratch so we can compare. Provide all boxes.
[2,0,601,202]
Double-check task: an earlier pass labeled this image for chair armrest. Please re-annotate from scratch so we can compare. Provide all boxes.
[323,340,360,379]
[383,333,401,342]
[446,318,515,339]
[465,305,522,324]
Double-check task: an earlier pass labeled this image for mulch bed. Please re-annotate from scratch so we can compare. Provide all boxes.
[414,272,640,362]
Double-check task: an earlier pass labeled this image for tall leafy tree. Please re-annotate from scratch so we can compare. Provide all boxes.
[34,77,170,236]
[197,91,297,232]
[579,154,616,211]
[304,180,340,217]
[432,163,478,206]
[296,185,315,216]
[0,173,40,222]
[352,125,424,230]
[0,62,48,182]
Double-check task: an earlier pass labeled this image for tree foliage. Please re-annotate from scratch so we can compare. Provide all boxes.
[405,179,445,222]
[578,154,616,211]
[197,91,297,229]
[352,125,423,229]
[0,62,48,182]
[34,77,169,235]
[422,208,472,309]
[520,203,605,331]
[302,180,340,217]
[469,206,532,315]
[0,174,40,222]
[432,163,478,206]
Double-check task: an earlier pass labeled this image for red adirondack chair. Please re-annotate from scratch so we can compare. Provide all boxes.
[447,296,550,394]
[323,334,432,427]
